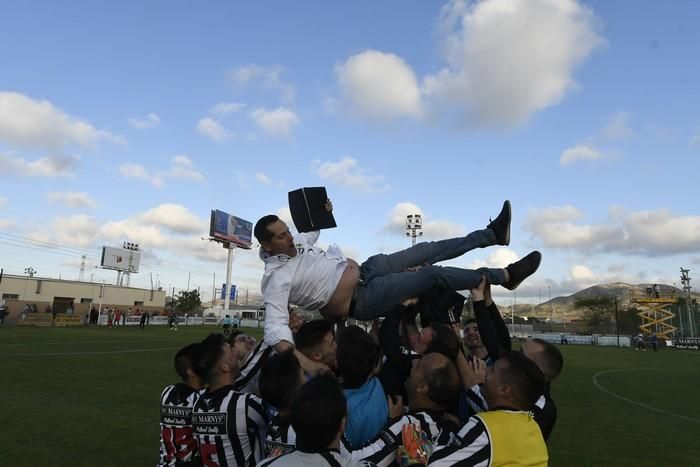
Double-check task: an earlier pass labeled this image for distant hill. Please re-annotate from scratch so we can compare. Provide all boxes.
[497,282,698,321]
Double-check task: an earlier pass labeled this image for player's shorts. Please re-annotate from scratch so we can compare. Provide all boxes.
[223,324,230,329]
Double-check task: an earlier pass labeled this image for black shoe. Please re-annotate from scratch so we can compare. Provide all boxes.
[487,200,511,246]
[503,251,541,290]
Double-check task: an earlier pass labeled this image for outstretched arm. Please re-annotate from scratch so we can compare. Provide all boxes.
[485,283,512,352]
[471,277,507,360]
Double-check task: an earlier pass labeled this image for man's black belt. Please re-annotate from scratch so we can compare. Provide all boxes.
[348,266,366,318]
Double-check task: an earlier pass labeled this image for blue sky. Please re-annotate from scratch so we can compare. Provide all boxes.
[1,0,699,305]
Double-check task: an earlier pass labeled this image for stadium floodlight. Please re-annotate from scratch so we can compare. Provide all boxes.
[405,214,423,246]
[24,267,36,277]
[123,241,140,251]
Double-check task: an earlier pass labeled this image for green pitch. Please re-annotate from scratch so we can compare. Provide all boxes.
[1,326,698,467]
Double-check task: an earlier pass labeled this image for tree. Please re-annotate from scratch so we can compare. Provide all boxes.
[574,297,615,328]
[174,289,201,314]
[618,305,643,335]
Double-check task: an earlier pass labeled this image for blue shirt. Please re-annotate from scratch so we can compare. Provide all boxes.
[343,377,388,448]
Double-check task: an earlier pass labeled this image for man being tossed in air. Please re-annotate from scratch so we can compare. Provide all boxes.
[255,200,542,373]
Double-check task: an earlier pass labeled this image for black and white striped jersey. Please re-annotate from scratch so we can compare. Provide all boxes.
[233,340,272,395]
[341,410,452,467]
[258,449,374,467]
[192,385,267,467]
[428,416,491,466]
[263,411,296,460]
[158,383,200,467]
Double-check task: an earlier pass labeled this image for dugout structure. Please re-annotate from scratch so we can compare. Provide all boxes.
[631,297,677,339]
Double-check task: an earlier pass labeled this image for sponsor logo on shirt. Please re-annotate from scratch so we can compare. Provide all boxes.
[192,412,228,435]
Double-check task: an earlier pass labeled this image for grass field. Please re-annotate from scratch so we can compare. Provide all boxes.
[1,325,699,467]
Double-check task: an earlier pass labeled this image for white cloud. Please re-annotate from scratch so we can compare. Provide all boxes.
[384,202,465,239]
[250,107,299,138]
[227,64,295,102]
[312,157,390,193]
[196,117,227,141]
[275,206,293,227]
[469,247,519,269]
[47,191,96,208]
[525,206,622,250]
[0,196,7,208]
[119,163,164,187]
[560,145,607,165]
[423,0,604,127]
[135,204,206,234]
[255,172,272,185]
[168,155,205,182]
[526,205,700,256]
[210,102,246,115]
[0,218,15,229]
[101,219,168,248]
[127,113,160,129]
[570,264,595,282]
[622,210,700,256]
[0,91,123,151]
[29,214,100,248]
[335,50,422,120]
[600,112,633,140]
[0,153,78,177]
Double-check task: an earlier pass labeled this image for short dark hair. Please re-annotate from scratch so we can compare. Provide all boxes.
[424,322,461,361]
[423,356,460,408]
[463,318,477,327]
[499,350,546,409]
[259,349,302,411]
[226,330,244,346]
[254,215,280,244]
[530,338,564,382]
[336,325,379,389]
[174,343,200,381]
[192,333,227,384]
[291,373,346,452]
[294,319,335,353]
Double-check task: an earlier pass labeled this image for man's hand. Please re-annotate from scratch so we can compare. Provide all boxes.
[289,311,303,334]
[484,279,493,306]
[387,395,404,419]
[470,275,487,302]
[469,357,487,385]
[456,352,486,389]
[325,198,333,212]
[401,297,419,307]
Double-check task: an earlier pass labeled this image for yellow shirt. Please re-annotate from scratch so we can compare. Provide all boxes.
[429,410,548,466]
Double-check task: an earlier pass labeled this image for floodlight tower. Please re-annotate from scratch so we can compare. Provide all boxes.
[122,241,140,287]
[406,214,423,246]
[681,268,694,337]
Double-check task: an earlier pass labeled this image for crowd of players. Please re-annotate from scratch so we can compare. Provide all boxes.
[158,281,563,466]
[158,201,562,466]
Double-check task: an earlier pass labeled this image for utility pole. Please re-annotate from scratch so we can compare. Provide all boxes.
[615,297,620,347]
[79,255,86,281]
[212,272,216,309]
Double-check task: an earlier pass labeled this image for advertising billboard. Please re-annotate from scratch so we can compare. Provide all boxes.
[220,283,237,300]
[209,210,253,249]
[100,246,141,272]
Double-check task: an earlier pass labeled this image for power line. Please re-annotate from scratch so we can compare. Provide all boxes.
[0,230,236,278]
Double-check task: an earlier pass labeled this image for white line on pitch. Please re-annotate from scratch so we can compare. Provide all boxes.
[592,368,700,425]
